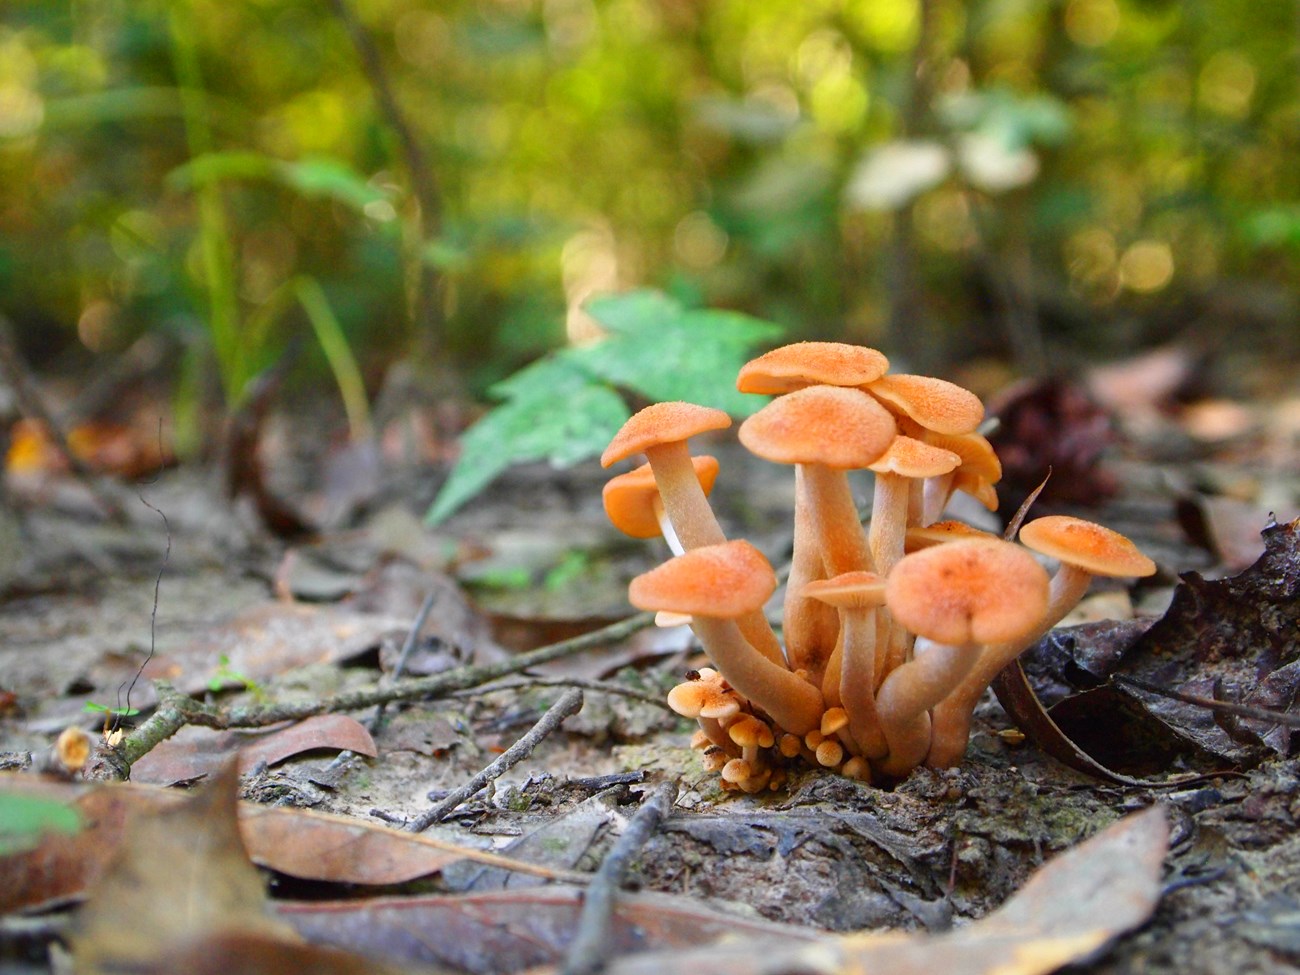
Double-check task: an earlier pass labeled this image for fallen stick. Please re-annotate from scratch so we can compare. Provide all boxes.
[561,781,677,975]
[407,688,584,832]
[93,613,654,779]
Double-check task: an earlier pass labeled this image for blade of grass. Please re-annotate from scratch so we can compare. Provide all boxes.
[168,5,243,406]
[295,277,372,442]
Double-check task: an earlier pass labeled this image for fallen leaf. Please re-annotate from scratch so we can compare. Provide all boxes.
[597,806,1169,975]
[130,715,378,786]
[986,377,1118,519]
[69,762,296,974]
[277,886,819,973]
[0,775,574,911]
[172,601,410,694]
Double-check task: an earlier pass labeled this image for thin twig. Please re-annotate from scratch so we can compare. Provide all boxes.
[407,688,584,832]
[96,612,655,779]
[451,676,674,710]
[561,781,677,975]
[1114,675,1300,728]
[369,585,440,730]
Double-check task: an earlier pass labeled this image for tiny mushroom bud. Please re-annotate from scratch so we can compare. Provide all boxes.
[815,739,844,767]
[630,541,824,735]
[55,726,91,775]
[841,756,871,781]
[926,517,1156,768]
[877,539,1049,776]
[729,713,776,771]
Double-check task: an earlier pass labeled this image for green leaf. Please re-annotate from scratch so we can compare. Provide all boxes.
[1243,207,1300,249]
[577,291,780,413]
[82,702,140,717]
[167,153,388,213]
[425,291,783,525]
[280,157,389,211]
[0,792,82,856]
[425,357,629,525]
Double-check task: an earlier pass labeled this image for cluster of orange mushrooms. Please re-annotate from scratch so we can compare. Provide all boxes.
[601,343,1156,791]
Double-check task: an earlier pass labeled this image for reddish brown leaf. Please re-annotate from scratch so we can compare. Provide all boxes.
[0,774,573,911]
[69,763,296,975]
[239,805,463,885]
[130,715,378,786]
[277,886,819,973]
[596,806,1169,975]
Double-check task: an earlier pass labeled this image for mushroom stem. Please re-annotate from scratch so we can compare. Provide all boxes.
[867,471,909,579]
[698,717,738,753]
[645,440,726,549]
[875,638,982,776]
[646,441,785,666]
[837,606,888,759]
[784,468,840,681]
[802,463,872,575]
[921,472,958,525]
[821,637,843,707]
[653,502,685,557]
[926,564,1094,768]
[691,617,824,736]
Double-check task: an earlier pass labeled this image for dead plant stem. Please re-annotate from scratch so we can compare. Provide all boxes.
[407,688,584,832]
[98,612,655,779]
[561,781,677,975]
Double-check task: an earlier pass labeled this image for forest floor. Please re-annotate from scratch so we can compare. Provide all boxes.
[1,354,1299,975]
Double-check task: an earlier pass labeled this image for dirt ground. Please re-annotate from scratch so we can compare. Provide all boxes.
[2,380,1300,974]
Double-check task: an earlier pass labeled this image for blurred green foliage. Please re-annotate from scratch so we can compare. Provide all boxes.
[0,791,81,856]
[0,0,1296,404]
[425,289,778,523]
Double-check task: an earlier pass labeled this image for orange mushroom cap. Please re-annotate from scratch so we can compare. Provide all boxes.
[601,401,731,468]
[865,374,984,435]
[953,470,999,511]
[867,435,962,478]
[667,677,742,720]
[729,714,776,749]
[737,342,889,395]
[886,539,1049,645]
[738,385,896,469]
[628,540,777,618]
[1019,516,1156,578]
[801,570,886,610]
[904,520,998,552]
[603,455,720,538]
[920,430,1002,482]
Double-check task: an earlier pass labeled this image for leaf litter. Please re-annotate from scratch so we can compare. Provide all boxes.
[3,360,1300,974]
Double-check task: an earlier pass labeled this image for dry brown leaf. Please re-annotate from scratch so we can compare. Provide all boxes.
[0,774,575,910]
[130,715,378,786]
[239,805,465,885]
[69,762,297,975]
[0,777,184,913]
[594,806,1169,975]
[277,886,819,973]
[175,602,409,692]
